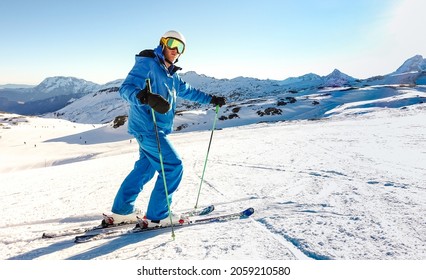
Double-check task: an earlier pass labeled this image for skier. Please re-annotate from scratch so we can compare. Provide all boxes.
[106,30,226,227]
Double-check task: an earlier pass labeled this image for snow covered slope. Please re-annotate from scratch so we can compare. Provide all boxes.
[0,102,425,260]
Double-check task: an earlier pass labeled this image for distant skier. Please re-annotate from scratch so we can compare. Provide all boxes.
[106,30,225,227]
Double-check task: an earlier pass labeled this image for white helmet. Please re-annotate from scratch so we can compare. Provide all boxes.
[161,30,186,45]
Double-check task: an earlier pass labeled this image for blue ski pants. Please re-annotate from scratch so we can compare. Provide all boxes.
[111,131,183,220]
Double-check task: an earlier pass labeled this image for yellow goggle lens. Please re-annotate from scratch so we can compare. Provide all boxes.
[162,37,185,54]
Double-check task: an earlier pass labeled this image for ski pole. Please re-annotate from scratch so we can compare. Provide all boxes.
[146,79,175,240]
[194,104,220,209]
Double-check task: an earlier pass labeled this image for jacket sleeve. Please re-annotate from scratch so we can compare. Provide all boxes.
[176,76,212,104]
[119,60,150,106]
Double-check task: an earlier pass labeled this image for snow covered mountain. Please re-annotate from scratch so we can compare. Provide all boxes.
[51,85,127,124]
[0,84,34,89]
[43,55,425,132]
[385,55,426,85]
[323,69,357,87]
[364,55,426,86]
[2,55,426,124]
[0,77,103,115]
[0,76,100,102]
[33,77,99,99]
[394,54,426,73]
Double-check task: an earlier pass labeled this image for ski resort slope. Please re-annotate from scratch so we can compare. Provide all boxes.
[0,102,425,262]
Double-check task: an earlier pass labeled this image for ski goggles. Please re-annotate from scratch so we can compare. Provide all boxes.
[161,37,185,54]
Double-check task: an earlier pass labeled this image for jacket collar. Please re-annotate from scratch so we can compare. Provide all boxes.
[153,45,182,75]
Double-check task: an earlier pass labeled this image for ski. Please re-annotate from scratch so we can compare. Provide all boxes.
[42,205,214,239]
[74,207,254,243]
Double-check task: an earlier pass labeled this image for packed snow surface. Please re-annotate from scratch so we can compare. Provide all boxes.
[0,101,425,260]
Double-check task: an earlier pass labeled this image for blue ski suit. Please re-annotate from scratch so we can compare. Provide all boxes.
[112,45,212,221]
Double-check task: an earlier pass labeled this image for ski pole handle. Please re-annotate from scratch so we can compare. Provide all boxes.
[145,78,151,92]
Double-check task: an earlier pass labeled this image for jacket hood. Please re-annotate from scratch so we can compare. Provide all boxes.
[135,47,182,75]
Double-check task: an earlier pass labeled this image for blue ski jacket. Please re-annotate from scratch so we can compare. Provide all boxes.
[119,45,212,136]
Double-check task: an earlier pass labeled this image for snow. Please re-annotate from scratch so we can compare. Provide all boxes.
[1,98,425,263]
[1,68,426,279]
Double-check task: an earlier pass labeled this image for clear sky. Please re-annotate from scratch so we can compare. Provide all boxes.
[1,0,425,85]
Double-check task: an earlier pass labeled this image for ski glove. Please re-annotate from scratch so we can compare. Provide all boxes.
[136,87,170,114]
[210,95,226,107]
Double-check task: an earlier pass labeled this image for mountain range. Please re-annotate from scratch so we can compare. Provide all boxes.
[1,55,425,129]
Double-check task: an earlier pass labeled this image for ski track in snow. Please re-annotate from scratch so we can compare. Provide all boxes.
[0,104,425,260]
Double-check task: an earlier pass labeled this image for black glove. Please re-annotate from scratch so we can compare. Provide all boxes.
[210,95,226,107]
[137,87,170,114]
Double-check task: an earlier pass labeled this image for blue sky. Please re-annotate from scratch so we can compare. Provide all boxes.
[1,0,425,85]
